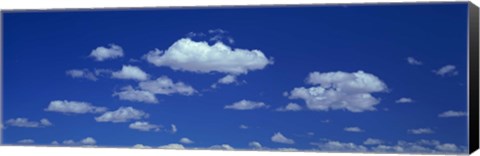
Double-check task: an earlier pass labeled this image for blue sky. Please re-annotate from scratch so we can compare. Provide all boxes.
[2,3,470,154]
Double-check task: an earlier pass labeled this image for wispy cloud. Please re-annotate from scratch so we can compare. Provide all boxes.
[408,128,434,134]
[45,100,107,114]
[271,132,295,144]
[6,118,52,128]
[95,107,148,123]
[224,100,269,110]
[434,65,458,76]
[438,110,467,118]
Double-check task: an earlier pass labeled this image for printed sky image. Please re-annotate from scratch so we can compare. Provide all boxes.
[2,3,470,154]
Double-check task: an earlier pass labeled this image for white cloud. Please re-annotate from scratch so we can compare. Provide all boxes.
[312,141,367,152]
[171,124,178,133]
[218,75,237,84]
[395,97,414,103]
[434,65,458,76]
[407,57,423,65]
[224,100,268,110]
[143,38,273,75]
[248,141,262,149]
[435,143,458,152]
[6,118,52,128]
[289,71,387,112]
[89,44,124,61]
[62,140,75,145]
[408,128,434,134]
[60,137,97,146]
[158,143,185,149]
[113,86,158,104]
[209,144,235,150]
[66,69,98,81]
[438,110,467,117]
[95,107,148,123]
[133,144,152,149]
[344,127,364,132]
[18,139,34,144]
[239,124,249,129]
[179,137,194,144]
[80,137,96,145]
[129,121,160,132]
[271,132,295,144]
[371,139,464,153]
[111,65,149,81]
[51,141,59,145]
[277,148,299,152]
[363,138,383,145]
[275,103,302,112]
[139,76,196,96]
[45,100,107,114]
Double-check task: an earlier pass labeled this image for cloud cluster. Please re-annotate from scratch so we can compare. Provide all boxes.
[371,139,463,153]
[158,143,185,149]
[6,118,52,128]
[312,141,368,152]
[139,76,196,96]
[95,107,149,123]
[45,100,107,114]
[288,71,387,112]
[54,137,97,146]
[209,144,235,150]
[66,69,98,81]
[271,132,295,144]
[113,86,158,104]
[408,128,434,135]
[89,44,124,61]
[275,103,302,112]
[129,121,160,132]
[224,100,269,110]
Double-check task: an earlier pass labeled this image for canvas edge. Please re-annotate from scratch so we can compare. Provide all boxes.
[469,1,480,154]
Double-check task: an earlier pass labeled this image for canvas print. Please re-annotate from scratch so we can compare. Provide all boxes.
[1,2,475,154]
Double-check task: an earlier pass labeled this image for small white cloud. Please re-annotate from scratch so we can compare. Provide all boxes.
[312,141,367,152]
[6,118,52,128]
[239,124,249,129]
[344,127,364,132]
[371,139,463,153]
[209,144,235,150]
[396,97,414,103]
[95,107,148,123]
[271,132,295,144]
[113,86,158,104]
[139,76,196,96]
[435,143,458,152]
[277,148,299,151]
[407,57,423,65]
[51,141,59,145]
[133,144,152,149]
[434,65,458,76]
[143,38,273,75]
[63,140,76,145]
[408,128,434,134]
[438,110,467,118]
[158,143,185,149]
[80,137,96,145]
[45,100,107,114]
[40,118,52,126]
[248,141,262,149]
[66,69,98,81]
[275,103,302,112]
[171,124,178,133]
[111,65,149,81]
[179,137,194,144]
[363,138,383,145]
[18,139,35,144]
[129,121,160,132]
[218,75,237,84]
[89,44,124,61]
[224,100,269,110]
[60,137,97,146]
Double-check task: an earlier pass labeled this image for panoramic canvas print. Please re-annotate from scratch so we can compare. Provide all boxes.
[1,2,472,154]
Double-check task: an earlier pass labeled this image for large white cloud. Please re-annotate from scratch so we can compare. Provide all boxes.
[143,38,273,75]
[113,86,158,104]
[271,132,295,144]
[6,118,52,128]
[224,100,268,110]
[111,65,149,81]
[139,76,196,96]
[89,44,124,61]
[129,121,160,132]
[45,100,107,114]
[434,65,458,76]
[438,110,467,118]
[288,71,387,112]
[95,107,148,123]
[66,69,98,81]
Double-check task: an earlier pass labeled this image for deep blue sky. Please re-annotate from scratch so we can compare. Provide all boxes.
[2,2,470,153]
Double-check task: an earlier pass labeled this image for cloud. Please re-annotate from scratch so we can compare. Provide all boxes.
[224,100,269,110]
[209,144,235,150]
[407,57,423,65]
[363,138,383,145]
[111,65,149,81]
[271,132,295,144]
[275,103,302,112]
[408,128,434,134]
[66,69,98,81]
[18,139,35,144]
[344,127,364,132]
[129,121,160,132]
[218,75,237,84]
[139,76,196,96]
[51,141,59,145]
[434,65,458,76]
[277,148,299,152]
[395,97,414,103]
[6,118,52,128]
[95,107,148,123]
[59,137,97,146]
[438,110,467,118]
[133,144,152,149]
[171,124,178,133]
[89,44,124,61]
[248,141,262,149]
[435,143,458,152]
[143,38,273,75]
[239,124,249,129]
[371,139,464,153]
[45,100,107,114]
[63,140,75,145]
[158,143,185,149]
[312,141,368,152]
[288,71,387,112]
[80,137,96,145]
[113,86,158,104]
[208,29,235,44]
[179,137,194,144]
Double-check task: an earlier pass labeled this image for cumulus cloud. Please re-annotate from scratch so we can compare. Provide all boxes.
[45,100,107,114]
[277,148,299,152]
[407,57,423,65]
[139,76,196,96]
[435,143,458,152]
[395,98,413,103]
[179,137,194,144]
[59,137,97,146]
[111,65,149,81]
[158,143,185,149]
[80,137,97,145]
[6,118,52,128]
[89,44,124,61]
[209,144,235,150]
[364,138,383,145]
[129,121,160,132]
[143,38,273,75]
[408,128,434,134]
[133,144,152,149]
[224,100,269,110]
[344,127,364,132]
[434,65,458,76]
[288,71,387,112]
[438,110,467,118]
[275,103,302,112]
[217,75,237,84]
[371,139,463,153]
[66,69,98,81]
[95,107,148,123]
[312,141,367,152]
[208,29,235,44]
[248,141,262,149]
[113,86,158,104]
[18,139,35,144]
[271,132,295,144]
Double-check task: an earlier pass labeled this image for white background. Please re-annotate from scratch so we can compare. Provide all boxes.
[0,0,478,156]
